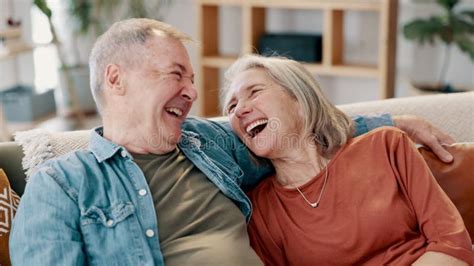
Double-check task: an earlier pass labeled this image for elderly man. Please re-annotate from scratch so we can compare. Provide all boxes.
[10,19,454,265]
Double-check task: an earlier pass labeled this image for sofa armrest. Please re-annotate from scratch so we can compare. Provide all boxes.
[0,142,26,195]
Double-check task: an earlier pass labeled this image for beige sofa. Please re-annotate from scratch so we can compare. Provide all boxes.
[1,91,473,197]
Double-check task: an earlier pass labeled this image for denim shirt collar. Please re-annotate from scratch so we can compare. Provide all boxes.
[89,127,125,162]
[89,126,202,162]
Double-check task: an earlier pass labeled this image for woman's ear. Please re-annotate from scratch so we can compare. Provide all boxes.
[104,63,126,96]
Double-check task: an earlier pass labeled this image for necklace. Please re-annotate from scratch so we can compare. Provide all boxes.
[294,167,329,208]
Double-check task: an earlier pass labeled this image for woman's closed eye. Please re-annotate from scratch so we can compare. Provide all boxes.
[226,88,263,114]
[227,103,237,114]
[249,88,263,98]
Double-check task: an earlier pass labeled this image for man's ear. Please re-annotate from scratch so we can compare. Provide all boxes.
[104,63,126,96]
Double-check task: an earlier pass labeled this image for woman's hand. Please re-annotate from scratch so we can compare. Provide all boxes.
[393,115,455,163]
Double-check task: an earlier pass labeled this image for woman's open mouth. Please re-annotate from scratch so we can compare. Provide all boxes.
[245,119,268,138]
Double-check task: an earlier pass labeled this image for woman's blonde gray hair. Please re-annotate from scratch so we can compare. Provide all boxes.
[89,18,192,112]
[221,54,353,156]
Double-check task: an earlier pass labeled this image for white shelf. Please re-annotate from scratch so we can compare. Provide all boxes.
[0,42,33,61]
[0,27,21,39]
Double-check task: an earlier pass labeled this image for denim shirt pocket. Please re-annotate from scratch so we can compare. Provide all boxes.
[80,202,145,264]
[81,201,135,227]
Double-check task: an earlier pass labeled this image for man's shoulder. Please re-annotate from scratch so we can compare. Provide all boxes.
[30,149,99,193]
[41,149,96,169]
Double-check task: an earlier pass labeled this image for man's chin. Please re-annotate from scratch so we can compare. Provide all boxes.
[169,134,182,145]
[165,130,182,145]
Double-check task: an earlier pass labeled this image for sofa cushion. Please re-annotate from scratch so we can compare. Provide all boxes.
[418,143,474,243]
[338,92,474,143]
[0,169,21,266]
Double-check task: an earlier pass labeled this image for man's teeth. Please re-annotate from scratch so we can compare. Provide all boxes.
[166,107,183,117]
[246,119,268,135]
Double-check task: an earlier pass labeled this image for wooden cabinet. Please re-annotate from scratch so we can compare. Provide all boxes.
[197,0,398,116]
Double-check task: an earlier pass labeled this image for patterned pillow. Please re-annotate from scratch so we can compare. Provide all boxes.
[0,169,21,266]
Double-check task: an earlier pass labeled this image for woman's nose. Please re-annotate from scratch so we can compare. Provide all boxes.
[235,101,252,118]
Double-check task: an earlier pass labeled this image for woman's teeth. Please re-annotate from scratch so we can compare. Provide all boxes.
[246,119,268,137]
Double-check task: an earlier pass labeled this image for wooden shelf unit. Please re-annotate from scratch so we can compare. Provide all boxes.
[0,42,33,60]
[0,27,35,141]
[197,0,398,117]
[0,27,33,60]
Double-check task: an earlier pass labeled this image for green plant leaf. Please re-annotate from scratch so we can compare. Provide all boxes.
[452,16,474,34]
[436,0,459,11]
[128,0,146,18]
[403,17,446,44]
[33,0,52,18]
[459,10,474,23]
[454,35,474,61]
[69,0,93,34]
[97,0,122,12]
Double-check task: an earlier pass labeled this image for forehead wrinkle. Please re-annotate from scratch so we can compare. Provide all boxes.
[226,83,264,107]
[143,37,191,69]
[243,83,265,94]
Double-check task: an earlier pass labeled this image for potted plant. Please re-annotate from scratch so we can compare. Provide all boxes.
[68,0,173,36]
[32,0,173,121]
[402,0,474,93]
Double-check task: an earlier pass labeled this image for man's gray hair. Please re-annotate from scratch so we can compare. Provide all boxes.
[89,18,192,112]
[221,54,353,157]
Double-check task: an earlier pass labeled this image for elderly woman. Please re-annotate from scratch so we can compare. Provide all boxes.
[221,55,473,265]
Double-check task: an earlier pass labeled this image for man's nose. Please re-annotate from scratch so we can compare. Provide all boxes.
[181,80,198,102]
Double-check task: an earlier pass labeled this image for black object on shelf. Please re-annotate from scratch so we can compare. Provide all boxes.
[258,33,323,62]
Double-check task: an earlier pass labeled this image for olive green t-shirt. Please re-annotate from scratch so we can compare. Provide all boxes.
[132,148,262,265]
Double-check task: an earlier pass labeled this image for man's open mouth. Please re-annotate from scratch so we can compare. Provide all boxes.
[165,107,184,117]
[245,119,268,138]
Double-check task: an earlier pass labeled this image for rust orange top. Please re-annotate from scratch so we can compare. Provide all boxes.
[248,127,473,265]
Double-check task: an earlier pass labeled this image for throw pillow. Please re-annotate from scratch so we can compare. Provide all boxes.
[14,129,90,179]
[418,143,474,243]
[0,169,21,266]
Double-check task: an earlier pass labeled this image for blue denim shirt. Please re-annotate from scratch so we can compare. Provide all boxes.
[10,115,391,265]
